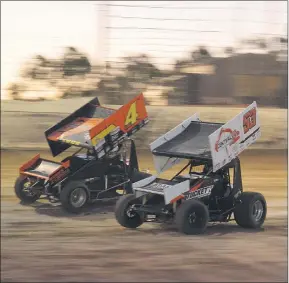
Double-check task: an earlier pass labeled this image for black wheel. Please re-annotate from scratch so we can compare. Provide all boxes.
[175,200,209,235]
[115,194,143,229]
[234,192,267,228]
[14,176,41,204]
[60,181,89,214]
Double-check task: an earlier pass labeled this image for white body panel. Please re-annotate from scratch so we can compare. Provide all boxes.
[150,113,200,173]
[132,175,157,189]
[133,179,190,205]
[208,101,261,172]
[163,180,190,204]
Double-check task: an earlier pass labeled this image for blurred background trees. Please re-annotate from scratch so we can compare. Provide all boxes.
[7,35,288,108]
[62,47,91,77]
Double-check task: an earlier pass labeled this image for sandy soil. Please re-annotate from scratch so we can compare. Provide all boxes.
[1,150,288,282]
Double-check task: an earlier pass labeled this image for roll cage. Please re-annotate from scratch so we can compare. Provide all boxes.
[170,157,243,195]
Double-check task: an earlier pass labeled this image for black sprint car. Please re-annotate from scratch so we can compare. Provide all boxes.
[15,93,149,213]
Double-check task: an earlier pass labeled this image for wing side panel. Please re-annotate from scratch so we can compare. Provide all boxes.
[208,101,261,172]
[89,93,149,147]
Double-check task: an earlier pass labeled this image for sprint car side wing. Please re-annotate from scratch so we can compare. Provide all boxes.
[89,93,149,147]
[208,101,261,172]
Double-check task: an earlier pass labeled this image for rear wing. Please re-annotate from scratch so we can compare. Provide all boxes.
[45,94,149,157]
[149,101,260,174]
[150,114,200,173]
[208,101,260,172]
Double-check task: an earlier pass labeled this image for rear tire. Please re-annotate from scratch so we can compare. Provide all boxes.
[176,200,209,235]
[60,181,89,214]
[115,194,143,228]
[234,192,267,228]
[14,176,41,204]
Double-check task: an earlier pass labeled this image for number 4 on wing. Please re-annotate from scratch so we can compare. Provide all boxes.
[125,102,139,128]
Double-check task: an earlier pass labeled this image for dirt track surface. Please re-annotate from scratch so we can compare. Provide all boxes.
[1,150,288,282]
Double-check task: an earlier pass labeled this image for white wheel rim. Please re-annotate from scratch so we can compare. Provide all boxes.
[70,188,86,208]
[252,200,264,222]
[23,180,36,196]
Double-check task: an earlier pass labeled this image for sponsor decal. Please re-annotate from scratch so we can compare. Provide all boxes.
[94,138,106,151]
[91,124,117,146]
[59,138,81,146]
[243,107,256,134]
[145,182,172,191]
[84,132,91,141]
[170,182,203,204]
[97,150,105,158]
[215,128,240,153]
[49,168,70,184]
[85,177,100,183]
[110,126,121,135]
[185,185,213,200]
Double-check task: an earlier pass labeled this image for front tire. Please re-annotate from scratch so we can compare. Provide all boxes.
[14,176,41,204]
[115,194,143,228]
[234,192,267,228]
[176,200,209,235]
[60,181,89,214]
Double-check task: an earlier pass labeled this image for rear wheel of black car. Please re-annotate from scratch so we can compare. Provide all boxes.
[234,192,267,228]
[14,176,41,204]
[60,181,89,214]
[115,194,143,228]
[176,199,209,235]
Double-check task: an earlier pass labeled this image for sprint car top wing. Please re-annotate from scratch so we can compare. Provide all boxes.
[150,113,223,173]
[150,102,260,173]
[45,93,149,157]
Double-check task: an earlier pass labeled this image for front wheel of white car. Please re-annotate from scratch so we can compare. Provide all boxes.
[176,199,209,235]
[115,194,143,229]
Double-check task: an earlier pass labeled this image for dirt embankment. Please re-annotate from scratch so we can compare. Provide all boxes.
[1,100,287,150]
